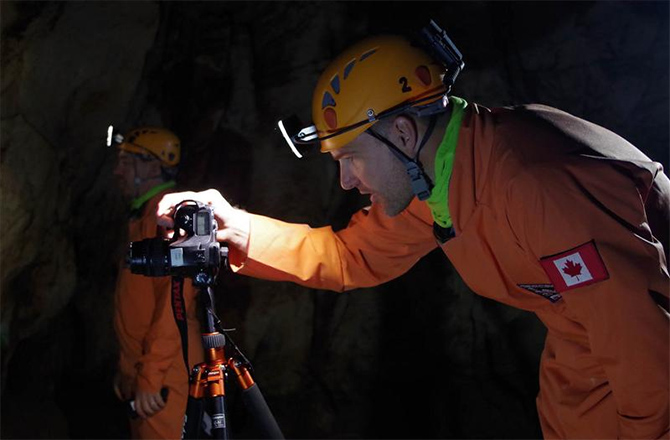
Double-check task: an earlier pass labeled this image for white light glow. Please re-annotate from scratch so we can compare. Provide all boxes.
[277,120,303,159]
[107,125,114,147]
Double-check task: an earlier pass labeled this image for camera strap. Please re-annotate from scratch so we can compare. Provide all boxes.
[171,276,191,374]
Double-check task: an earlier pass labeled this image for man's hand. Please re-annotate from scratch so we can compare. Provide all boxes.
[134,388,167,419]
[113,371,135,401]
[157,189,250,252]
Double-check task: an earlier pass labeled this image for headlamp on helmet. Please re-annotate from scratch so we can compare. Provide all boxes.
[107,125,124,147]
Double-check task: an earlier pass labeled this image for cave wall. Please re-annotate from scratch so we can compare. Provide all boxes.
[1,1,668,439]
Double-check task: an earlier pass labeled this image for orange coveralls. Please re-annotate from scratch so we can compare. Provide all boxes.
[229,103,670,439]
[114,192,204,439]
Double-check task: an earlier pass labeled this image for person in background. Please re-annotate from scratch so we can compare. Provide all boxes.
[112,127,203,439]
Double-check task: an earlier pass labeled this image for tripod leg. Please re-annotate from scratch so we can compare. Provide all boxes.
[241,384,284,440]
[208,394,229,440]
[183,396,205,440]
[231,363,284,439]
[183,364,207,440]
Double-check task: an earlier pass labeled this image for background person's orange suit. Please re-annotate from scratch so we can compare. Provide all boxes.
[228,103,669,439]
[115,192,204,439]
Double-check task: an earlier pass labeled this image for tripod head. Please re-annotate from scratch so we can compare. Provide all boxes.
[190,244,229,288]
[193,274,251,372]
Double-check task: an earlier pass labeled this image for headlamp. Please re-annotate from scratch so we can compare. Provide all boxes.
[276,115,319,159]
[107,125,125,147]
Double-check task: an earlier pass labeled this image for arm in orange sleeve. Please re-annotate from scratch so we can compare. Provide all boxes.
[229,197,438,292]
[114,267,156,380]
[507,162,669,438]
[134,276,183,393]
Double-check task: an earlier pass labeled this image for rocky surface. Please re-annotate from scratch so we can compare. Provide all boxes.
[1,2,667,438]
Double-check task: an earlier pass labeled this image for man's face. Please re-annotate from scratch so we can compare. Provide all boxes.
[329,132,413,217]
[113,150,138,198]
[113,150,162,198]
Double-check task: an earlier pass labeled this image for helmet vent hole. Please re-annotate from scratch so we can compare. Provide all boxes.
[359,49,377,62]
[415,66,431,87]
[321,91,336,109]
[330,75,340,94]
[344,60,356,79]
[324,108,338,130]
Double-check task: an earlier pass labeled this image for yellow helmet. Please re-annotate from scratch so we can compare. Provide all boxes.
[118,127,181,167]
[312,35,448,152]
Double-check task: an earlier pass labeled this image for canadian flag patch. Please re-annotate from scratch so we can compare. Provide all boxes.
[539,241,609,292]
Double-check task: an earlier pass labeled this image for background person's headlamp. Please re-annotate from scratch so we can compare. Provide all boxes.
[107,125,125,147]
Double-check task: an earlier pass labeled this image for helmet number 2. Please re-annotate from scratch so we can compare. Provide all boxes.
[399,77,412,93]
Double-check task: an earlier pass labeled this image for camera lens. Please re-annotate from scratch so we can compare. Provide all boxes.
[127,238,171,277]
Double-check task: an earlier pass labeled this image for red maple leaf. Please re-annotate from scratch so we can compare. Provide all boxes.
[562,259,582,280]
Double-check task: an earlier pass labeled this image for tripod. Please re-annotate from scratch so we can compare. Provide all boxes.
[181,271,284,440]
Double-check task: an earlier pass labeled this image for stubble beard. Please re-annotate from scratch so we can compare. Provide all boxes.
[378,167,414,217]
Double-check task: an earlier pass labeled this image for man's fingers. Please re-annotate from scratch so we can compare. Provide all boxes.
[136,401,147,419]
[157,189,230,241]
[136,394,150,418]
[157,192,198,229]
[148,397,161,413]
[137,400,153,419]
[145,396,164,418]
[217,230,231,243]
[154,394,166,409]
[135,392,167,419]
[157,215,175,229]
[157,191,197,217]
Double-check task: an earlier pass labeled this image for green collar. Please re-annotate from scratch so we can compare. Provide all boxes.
[130,181,176,212]
[425,96,468,228]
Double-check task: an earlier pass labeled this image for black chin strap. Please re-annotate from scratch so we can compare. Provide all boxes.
[367,115,438,201]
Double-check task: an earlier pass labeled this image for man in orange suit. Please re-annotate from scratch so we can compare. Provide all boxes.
[112,127,203,439]
[158,33,669,438]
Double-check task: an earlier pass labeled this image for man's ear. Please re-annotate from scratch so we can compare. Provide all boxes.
[392,115,418,156]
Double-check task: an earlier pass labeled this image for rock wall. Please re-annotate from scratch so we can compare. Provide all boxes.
[1,1,667,438]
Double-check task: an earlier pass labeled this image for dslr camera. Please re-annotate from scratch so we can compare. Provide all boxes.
[127,200,225,284]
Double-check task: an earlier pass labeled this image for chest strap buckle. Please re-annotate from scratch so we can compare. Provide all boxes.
[433,222,455,244]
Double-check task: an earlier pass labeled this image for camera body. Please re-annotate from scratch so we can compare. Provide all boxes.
[127,200,223,282]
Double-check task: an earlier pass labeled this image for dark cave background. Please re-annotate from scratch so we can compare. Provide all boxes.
[1,1,668,439]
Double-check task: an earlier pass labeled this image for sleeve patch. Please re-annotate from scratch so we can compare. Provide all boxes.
[539,240,609,292]
[518,284,562,303]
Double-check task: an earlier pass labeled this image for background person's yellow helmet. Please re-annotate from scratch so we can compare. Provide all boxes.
[313,35,448,152]
[118,127,181,167]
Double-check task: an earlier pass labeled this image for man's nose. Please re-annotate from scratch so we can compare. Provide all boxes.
[339,163,359,191]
